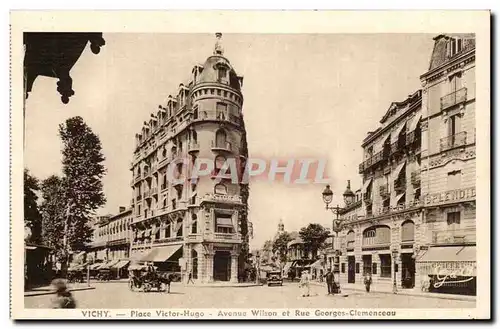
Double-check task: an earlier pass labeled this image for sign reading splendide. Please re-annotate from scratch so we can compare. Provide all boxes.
[424,187,476,206]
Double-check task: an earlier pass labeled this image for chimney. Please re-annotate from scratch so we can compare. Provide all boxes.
[119,206,126,213]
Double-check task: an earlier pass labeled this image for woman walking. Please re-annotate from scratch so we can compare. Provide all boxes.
[299,270,311,297]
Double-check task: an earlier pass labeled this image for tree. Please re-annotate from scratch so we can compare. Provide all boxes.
[261,239,274,264]
[272,232,293,268]
[40,175,66,257]
[24,169,42,244]
[299,223,330,259]
[59,116,106,252]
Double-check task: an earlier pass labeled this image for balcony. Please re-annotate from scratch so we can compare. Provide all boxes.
[440,132,467,152]
[379,185,390,199]
[196,110,241,126]
[187,142,200,153]
[411,171,421,186]
[153,236,183,245]
[134,175,141,184]
[151,187,158,196]
[144,190,152,199]
[186,234,203,243]
[406,130,421,146]
[158,156,169,169]
[431,228,476,245]
[358,163,364,174]
[211,140,232,152]
[441,87,467,111]
[213,232,241,242]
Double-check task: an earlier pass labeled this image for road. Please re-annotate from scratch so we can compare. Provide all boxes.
[25,281,475,309]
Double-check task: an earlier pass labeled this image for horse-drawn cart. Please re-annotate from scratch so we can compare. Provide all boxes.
[128,264,172,293]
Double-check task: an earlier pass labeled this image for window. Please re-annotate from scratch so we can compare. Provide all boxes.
[214,183,227,195]
[176,219,183,237]
[447,170,462,190]
[214,155,227,175]
[216,103,227,120]
[192,130,198,143]
[450,38,463,57]
[341,263,346,273]
[380,254,391,278]
[448,114,461,137]
[449,73,462,93]
[347,231,355,249]
[447,211,461,230]
[191,214,197,234]
[372,262,377,275]
[218,67,227,82]
[401,220,415,242]
[165,223,171,238]
[172,199,176,210]
[155,227,160,240]
[215,213,233,234]
[367,146,374,158]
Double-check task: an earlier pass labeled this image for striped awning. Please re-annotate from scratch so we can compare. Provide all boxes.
[393,161,406,181]
[391,121,407,143]
[362,178,373,193]
[408,114,422,132]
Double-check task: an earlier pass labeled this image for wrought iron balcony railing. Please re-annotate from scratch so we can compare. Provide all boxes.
[440,132,467,152]
[441,87,467,110]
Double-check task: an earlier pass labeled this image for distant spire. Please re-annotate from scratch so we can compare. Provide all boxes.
[214,32,224,55]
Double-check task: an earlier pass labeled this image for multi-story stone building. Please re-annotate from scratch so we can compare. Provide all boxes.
[336,90,423,290]
[87,207,133,277]
[417,34,476,295]
[129,33,250,283]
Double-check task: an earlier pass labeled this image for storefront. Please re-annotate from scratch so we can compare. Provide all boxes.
[416,245,476,295]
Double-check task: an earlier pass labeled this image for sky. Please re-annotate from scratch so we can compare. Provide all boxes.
[24,33,434,249]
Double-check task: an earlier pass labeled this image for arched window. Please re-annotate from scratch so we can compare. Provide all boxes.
[171,146,177,157]
[214,183,227,195]
[362,225,391,246]
[191,214,198,234]
[347,230,355,249]
[401,220,415,242]
[215,129,227,148]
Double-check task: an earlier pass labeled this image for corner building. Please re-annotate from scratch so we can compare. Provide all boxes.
[336,90,423,290]
[417,34,476,295]
[129,34,250,283]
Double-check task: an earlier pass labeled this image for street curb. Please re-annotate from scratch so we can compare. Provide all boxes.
[183,283,263,288]
[310,282,476,302]
[24,286,96,297]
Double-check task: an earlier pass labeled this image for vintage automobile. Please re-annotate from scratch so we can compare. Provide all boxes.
[128,265,172,293]
[267,270,283,286]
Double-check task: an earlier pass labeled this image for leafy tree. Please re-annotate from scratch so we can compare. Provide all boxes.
[272,232,293,267]
[59,116,106,252]
[40,175,66,258]
[299,223,330,259]
[24,169,42,244]
[261,239,273,264]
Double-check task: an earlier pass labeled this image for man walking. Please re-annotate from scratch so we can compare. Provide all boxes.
[324,268,335,295]
[187,270,195,284]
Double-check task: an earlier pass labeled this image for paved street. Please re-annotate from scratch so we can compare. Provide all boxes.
[25,281,475,309]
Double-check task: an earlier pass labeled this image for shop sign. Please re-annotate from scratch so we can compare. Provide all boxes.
[430,262,476,288]
[424,187,476,206]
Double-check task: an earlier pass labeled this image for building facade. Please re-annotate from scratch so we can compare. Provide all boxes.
[129,33,250,283]
[417,34,476,294]
[87,208,133,264]
[336,90,423,290]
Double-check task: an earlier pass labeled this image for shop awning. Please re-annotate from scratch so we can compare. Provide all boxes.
[89,263,102,270]
[391,121,407,143]
[107,259,120,268]
[216,217,233,227]
[112,260,130,269]
[418,246,475,262]
[408,114,422,132]
[140,245,182,262]
[362,178,373,193]
[395,193,406,205]
[393,161,406,181]
[311,259,323,269]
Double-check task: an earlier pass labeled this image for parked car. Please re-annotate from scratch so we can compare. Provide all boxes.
[267,271,283,286]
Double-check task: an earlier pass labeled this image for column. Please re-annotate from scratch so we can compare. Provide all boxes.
[206,253,214,283]
[230,253,238,283]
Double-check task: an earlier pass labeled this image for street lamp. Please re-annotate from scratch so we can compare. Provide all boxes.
[391,246,399,294]
[321,184,345,294]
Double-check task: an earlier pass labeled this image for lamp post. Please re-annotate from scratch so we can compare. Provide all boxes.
[321,184,347,294]
[391,246,399,294]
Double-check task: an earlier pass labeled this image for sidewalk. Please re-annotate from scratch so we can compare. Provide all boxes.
[183,282,262,288]
[25,283,96,297]
[310,281,476,302]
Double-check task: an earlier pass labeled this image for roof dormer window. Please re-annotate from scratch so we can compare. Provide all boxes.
[449,37,463,57]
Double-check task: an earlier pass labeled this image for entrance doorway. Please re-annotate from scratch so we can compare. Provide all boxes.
[191,249,198,280]
[401,253,415,288]
[213,251,231,281]
[348,256,356,283]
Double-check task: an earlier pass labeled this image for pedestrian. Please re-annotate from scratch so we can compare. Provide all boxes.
[323,268,335,295]
[299,270,311,297]
[50,279,76,309]
[187,270,195,284]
